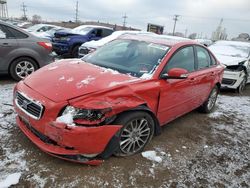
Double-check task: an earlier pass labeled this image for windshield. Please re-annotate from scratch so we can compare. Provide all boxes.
[209,43,250,58]
[83,39,170,77]
[72,26,93,35]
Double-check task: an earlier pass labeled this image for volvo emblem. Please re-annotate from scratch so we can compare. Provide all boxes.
[22,100,30,110]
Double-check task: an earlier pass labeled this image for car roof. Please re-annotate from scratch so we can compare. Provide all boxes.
[118,33,196,47]
[74,25,113,30]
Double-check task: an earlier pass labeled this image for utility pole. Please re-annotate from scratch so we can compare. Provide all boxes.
[172,15,180,36]
[185,28,188,38]
[21,2,27,20]
[122,13,127,28]
[75,1,79,23]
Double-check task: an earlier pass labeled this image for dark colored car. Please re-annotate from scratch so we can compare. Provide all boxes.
[52,25,113,57]
[14,34,224,165]
[0,21,54,81]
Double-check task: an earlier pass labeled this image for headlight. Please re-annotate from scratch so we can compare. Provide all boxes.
[60,37,70,41]
[61,106,111,125]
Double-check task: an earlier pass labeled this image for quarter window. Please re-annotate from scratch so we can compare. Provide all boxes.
[163,46,195,73]
[196,46,211,69]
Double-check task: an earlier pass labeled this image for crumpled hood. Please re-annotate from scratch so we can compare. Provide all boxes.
[213,54,247,66]
[24,59,139,102]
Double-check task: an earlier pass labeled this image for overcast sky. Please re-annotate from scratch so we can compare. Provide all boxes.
[7,0,250,38]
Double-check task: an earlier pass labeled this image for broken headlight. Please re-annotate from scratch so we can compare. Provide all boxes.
[62,106,111,124]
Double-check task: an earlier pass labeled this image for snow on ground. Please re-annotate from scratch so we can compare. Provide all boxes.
[0,173,21,188]
[0,84,26,187]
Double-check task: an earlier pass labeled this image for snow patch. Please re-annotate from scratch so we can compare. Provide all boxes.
[56,113,75,126]
[141,151,162,163]
[66,77,74,82]
[48,66,58,71]
[59,76,65,80]
[0,173,21,188]
[76,76,95,88]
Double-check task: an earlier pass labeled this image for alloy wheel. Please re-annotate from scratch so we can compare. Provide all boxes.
[119,118,151,155]
[15,61,35,79]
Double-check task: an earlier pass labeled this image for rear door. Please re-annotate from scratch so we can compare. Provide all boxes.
[193,45,218,104]
[0,24,18,72]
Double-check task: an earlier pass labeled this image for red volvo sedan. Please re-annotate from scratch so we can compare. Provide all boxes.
[14,34,224,165]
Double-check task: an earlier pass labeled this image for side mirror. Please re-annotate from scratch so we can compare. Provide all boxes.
[161,68,188,79]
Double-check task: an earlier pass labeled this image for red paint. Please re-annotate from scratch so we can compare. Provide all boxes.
[14,37,224,164]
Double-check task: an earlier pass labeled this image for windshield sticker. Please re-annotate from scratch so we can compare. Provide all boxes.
[148,43,168,51]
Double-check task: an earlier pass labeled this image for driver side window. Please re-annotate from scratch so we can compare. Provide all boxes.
[163,46,195,73]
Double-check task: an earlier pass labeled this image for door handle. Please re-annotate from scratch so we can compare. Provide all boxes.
[1,43,10,47]
[188,77,196,83]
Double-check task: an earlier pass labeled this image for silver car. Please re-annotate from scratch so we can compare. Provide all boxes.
[0,21,54,81]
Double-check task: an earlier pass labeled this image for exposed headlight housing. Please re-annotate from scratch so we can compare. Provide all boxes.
[61,106,111,125]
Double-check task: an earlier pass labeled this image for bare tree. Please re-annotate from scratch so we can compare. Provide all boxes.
[32,15,42,24]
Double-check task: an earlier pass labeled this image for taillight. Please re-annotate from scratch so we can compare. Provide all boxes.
[37,42,52,51]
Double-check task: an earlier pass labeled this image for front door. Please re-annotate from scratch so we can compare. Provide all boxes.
[157,46,199,125]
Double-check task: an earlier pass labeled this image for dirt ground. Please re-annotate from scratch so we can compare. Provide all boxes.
[0,75,249,187]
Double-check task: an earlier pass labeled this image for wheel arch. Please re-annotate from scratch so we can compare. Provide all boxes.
[8,56,40,74]
[114,104,161,136]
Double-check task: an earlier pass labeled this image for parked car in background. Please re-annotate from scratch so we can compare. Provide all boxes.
[209,40,250,93]
[0,20,54,81]
[33,27,69,41]
[14,34,224,164]
[17,21,33,29]
[78,30,156,57]
[26,24,60,33]
[52,25,113,57]
[195,39,213,47]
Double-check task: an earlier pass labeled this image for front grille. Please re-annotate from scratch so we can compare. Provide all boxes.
[222,78,236,86]
[16,92,44,120]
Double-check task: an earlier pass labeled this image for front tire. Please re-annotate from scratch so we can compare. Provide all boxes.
[71,45,81,58]
[199,85,219,113]
[237,76,247,94]
[9,57,38,81]
[113,111,155,157]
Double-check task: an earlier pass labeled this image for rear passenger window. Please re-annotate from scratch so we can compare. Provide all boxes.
[163,46,195,73]
[102,29,113,37]
[6,26,28,39]
[0,26,7,39]
[196,46,210,69]
[0,25,15,39]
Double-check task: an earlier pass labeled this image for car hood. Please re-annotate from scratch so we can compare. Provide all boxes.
[54,30,85,37]
[24,59,139,102]
[214,54,247,66]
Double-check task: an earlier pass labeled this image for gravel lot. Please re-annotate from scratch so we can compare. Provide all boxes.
[0,75,249,187]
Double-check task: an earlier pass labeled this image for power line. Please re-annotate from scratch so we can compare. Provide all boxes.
[75,1,78,23]
[122,13,127,27]
[20,2,27,20]
[172,15,180,35]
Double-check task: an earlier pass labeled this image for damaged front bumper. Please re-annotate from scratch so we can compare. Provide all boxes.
[16,115,122,165]
[221,70,245,89]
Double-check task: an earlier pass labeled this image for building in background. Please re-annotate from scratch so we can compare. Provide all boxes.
[211,19,227,41]
[0,0,8,20]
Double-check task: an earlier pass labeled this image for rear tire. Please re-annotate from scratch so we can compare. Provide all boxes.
[113,111,155,157]
[199,85,219,113]
[9,57,38,81]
